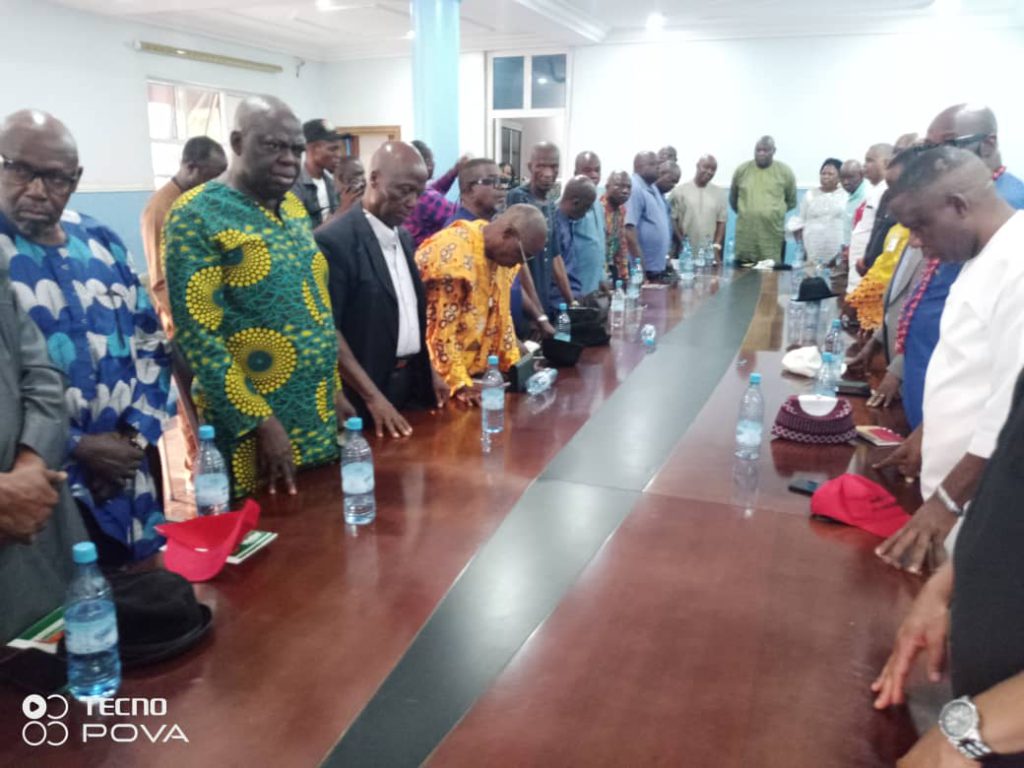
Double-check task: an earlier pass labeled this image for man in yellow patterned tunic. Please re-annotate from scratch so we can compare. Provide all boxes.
[415,204,547,404]
[164,96,340,497]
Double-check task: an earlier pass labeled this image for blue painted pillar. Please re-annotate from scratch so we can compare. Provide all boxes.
[412,0,460,180]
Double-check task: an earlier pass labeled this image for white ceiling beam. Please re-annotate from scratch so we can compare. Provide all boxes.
[511,0,609,43]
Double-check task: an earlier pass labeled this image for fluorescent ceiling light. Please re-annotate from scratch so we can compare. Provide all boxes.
[537,76,549,85]
[646,12,666,33]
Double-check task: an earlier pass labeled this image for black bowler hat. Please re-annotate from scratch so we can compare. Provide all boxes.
[60,570,212,669]
[303,118,343,144]
[794,276,839,302]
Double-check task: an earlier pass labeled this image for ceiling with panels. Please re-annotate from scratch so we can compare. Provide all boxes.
[51,0,1023,61]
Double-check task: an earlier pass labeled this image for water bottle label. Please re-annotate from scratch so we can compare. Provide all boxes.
[195,474,229,506]
[66,610,119,655]
[342,462,375,495]
[481,388,505,411]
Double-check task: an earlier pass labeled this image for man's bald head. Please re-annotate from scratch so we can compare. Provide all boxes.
[0,110,81,240]
[227,95,304,206]
[658,145,678,163]
[483,203,548,267]
[656,161,681,193]
[863,143,893,185]
[605,170,632,207]
[839,159,863,194]
[890,146,1010,264]
[559,175,597,221]
[364,141,428,226]
[634,151,658,184]
[336,155,365,187]
[526,142,560,196]
[574,151,601,185]
[927,104,1001,171]
[754,136,776,168]
[894,133,919,152]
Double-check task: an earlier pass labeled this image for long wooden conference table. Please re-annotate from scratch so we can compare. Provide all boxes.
[1,269,936,767]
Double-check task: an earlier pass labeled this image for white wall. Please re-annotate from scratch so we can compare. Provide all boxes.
[568,28,1024,187]
[322,52,486,163]
[1,0,328,191]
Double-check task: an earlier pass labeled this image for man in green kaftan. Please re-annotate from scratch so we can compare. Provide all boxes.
[164,96,341,497]
[729,136,798,265]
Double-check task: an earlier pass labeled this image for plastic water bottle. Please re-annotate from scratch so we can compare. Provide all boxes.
[554,303,571,342]
[725,238,736,266]
[481,355,505,436]
[735,373,765,460]
[341,417,376,525]
[628,259,643,299]
[194,425,229,516]
[694,238,706,269]
[823,318,845,359]
[526,368,558,395]
[815,352,839,397]
[681,246,695,283]
[610,280,625,329]
[786,298,804,347]
[66,542,120,701]
[640,324,657,349]
[802,300,822,347]
[792,241,805,270]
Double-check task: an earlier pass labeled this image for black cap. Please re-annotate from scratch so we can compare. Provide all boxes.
[794,276,839,302]
[303,119,342,144]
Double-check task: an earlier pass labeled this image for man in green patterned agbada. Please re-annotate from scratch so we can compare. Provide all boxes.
[165,95,343,497]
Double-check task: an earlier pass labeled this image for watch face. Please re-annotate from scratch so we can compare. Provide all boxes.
[942,700,976,739]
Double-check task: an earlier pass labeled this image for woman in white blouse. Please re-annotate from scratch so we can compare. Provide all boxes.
[791,158,849,267]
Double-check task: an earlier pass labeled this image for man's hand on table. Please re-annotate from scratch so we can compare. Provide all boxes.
[257,417,297,495]
[873,427,923,479]
[868,371,902,408]
[365,393,413,438]
[0,452,65,543]
[431,370,451,410]
[453,386,481,408]
[876,497,956,574]
[872,568,950,709]
[897,727,979,768]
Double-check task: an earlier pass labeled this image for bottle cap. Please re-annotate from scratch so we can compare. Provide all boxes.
[487,355,499,366]
[73,541,98,565]
[559,302,568,311]
[831,319,841,328]
[750,373,762,385]
[198,424,215,440]
[822,352,834,362]
[345,417,363,431]
[616,280,623,288]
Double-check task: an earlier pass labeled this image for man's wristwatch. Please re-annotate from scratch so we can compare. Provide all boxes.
[939,696,994,760]
[935,483,966,517]
[535,315,549,324]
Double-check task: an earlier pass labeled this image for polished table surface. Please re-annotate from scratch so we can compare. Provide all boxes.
[1,269,934,768]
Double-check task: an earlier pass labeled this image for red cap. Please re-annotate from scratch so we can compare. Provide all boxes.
[810,475,910,538]
[156,501,261,582]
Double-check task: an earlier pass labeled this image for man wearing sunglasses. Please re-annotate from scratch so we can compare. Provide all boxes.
[416,204,547,405]
[446,158,504,225]
[0,110,170,564]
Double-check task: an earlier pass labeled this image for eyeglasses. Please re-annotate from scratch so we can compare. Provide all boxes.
[255,137,306,157]
[471,176,501,188]
[0,155,79,194]
[517,239,536,264]
[909,132,992,155]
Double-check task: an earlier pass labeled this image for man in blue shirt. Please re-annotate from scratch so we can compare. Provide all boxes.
[445,158,502,226]
[506,142,573,321]
[570,151,608,296]
[552,176,597,309]
[624,151,672,282]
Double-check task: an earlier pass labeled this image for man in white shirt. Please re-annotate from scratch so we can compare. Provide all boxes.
[315,142,449,438]
[875,146,1022,574]
[846,143,893,293]
[670,154,728,260]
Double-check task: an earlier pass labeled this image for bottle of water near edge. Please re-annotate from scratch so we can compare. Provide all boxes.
[823,318,846,360]
[628,259,643,300]
[610,280,625,329]
[66,542,121,701]
[526,367,558,396]
[815,352,839,397]
[194,424,229,516]
[554,303,571,342]
[341,417,376,525]
[735,373,765,460]
[481,355,506,435]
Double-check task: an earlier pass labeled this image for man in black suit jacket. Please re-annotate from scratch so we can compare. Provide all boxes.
[315,141,448,437]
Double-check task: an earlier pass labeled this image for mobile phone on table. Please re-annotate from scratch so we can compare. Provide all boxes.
[0,648,67,694]
[837,379,871,396]
[788,478,822,496]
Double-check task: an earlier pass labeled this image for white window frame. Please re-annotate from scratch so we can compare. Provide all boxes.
[145,78,252,189]
[485,49,571,161]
